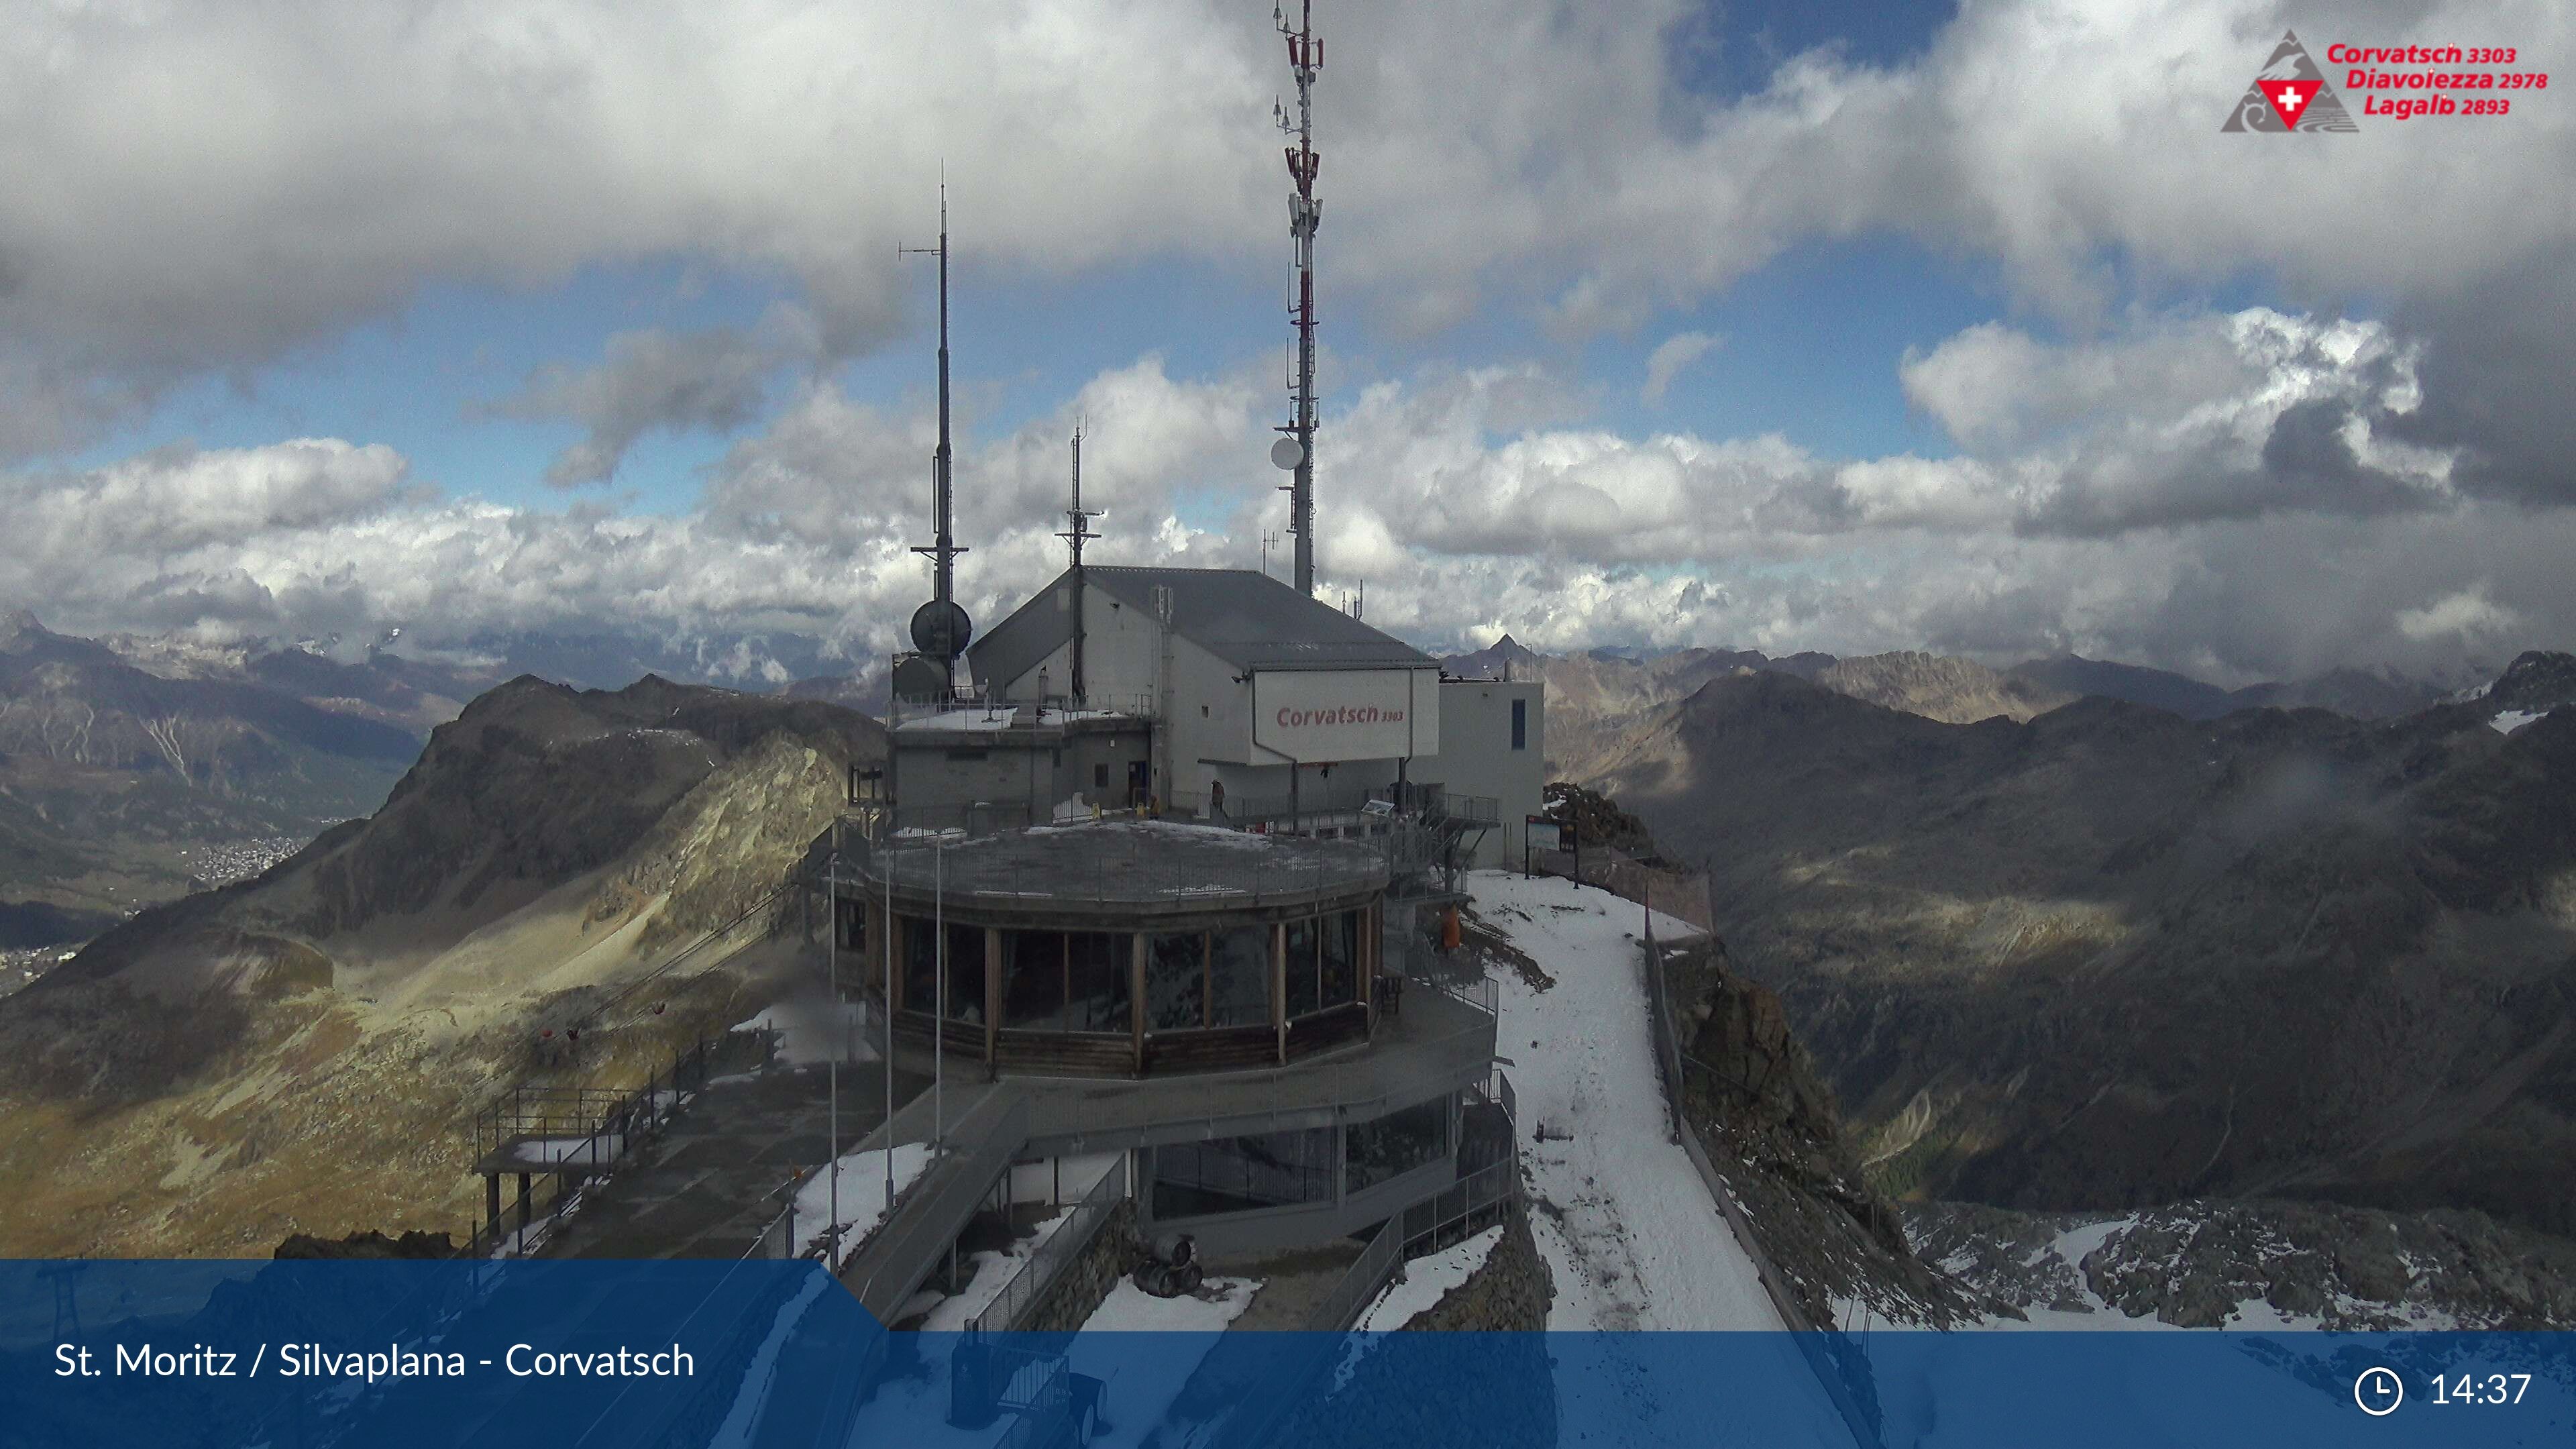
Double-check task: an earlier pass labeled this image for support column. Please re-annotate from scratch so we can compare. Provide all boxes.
[1273,922,1289,1065]
[485,1174,500,1237]
[515,1173,531,1236]
[984,927,1002,1069]
[1130,934,1147,1077]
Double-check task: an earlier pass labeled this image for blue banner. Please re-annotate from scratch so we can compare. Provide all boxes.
[2,1260,2570,1448]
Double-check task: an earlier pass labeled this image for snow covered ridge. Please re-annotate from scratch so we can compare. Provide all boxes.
[1907,1199,2576,1331]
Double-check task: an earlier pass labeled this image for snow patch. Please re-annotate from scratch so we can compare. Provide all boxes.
[1355,1225,1502,1332]
[791,1142,934,1270]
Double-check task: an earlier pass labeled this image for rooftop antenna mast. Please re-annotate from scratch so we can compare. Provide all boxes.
[1056,421,1104,704]
[897,178,973,697]
[1270,1,1324,597]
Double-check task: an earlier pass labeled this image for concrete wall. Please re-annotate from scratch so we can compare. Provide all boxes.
[1421,679,1546,869]
[890,721,1154,822]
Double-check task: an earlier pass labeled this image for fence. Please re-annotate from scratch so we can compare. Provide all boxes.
[1301,1067,1518,1334]
[964,1155,1130,1334]
[463,1029,774,1260]
[1532,843,1716,937]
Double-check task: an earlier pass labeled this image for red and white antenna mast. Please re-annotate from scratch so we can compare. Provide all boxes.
[1271,1,1324,597]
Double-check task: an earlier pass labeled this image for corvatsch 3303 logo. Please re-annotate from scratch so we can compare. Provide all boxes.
[2222,30,2360,131]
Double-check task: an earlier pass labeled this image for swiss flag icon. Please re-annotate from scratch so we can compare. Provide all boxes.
[2264,79,2322,128]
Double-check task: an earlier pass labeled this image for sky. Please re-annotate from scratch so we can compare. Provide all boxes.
[4,0,2573,691]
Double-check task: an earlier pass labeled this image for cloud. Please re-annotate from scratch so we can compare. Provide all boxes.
[489,307,818,486]
[11,313,2567,694]
[1642,331,1719,405]
[5,0,2571,466]
[2396,585,2522,644]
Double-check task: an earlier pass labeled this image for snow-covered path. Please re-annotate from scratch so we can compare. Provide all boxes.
[1469,871,1855,1448]
[1471,870,1782,1333]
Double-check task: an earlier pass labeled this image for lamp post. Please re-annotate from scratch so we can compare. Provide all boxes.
[826,822,840,1263]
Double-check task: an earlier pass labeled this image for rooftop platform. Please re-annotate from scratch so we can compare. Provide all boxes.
[857,818,1388,922]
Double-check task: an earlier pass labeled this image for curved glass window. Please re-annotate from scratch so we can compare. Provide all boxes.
[1067,932,1131,1032]
[1283,919,1318,1018]
[1208,926,1271,1028]
[1146,932,1205,1030]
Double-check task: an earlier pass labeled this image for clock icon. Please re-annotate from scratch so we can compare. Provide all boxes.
[2355,1366,2405,1417]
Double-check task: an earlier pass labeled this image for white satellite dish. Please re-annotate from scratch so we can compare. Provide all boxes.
[1269,436,1305,471]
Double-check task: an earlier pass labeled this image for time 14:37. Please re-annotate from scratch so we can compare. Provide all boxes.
[2430,1373,2531,1405]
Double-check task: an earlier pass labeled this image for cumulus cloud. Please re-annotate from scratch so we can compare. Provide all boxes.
[5,1,2571,463]
[1642,331,1719,405]
[9,312,2567,692]
[490,306,820,486]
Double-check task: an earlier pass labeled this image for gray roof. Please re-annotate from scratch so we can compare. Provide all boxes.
[970,566,1435,686]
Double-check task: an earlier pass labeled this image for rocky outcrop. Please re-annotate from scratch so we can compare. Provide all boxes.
[1661,935,1980,1328]
[1270,1217,1558,1449]
[1405,1206,1553,1332]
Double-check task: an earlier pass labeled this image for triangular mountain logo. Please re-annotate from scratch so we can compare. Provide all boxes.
[2222,30,2358,131]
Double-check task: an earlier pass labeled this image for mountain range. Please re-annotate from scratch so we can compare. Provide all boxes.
[0,672,881,1255]
[1444,635,2473,780]
[1574,650,2576,1242]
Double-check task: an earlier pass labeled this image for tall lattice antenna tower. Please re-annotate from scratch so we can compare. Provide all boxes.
[1269,1,1324,596]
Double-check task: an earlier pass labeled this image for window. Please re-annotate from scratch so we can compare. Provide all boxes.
[1320,911,1358,1009]
[945,923,987,1023]
[1345,1096,1451,1191]
[1283,919,1318,1018]
[1067,932,1132,1032]
[1093,763,1110,790]
[902,916,938,1015]
[1511,698,1527,751]
[1150,1128,1334,1218]
[1281,911,1361,1018]
[1201,704,1210,717]
[1145,932,1206,1030]
[1002,929,1067,1030]
[1208,926,1271,1027]
[835,896,865,952]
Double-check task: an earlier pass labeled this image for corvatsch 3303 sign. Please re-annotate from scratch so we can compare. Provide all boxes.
[1250,668,1440,763]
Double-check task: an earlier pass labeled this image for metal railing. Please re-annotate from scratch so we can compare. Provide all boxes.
[1642,937,1887,1449]
[463,1030,773,1260]
[849,1093,1033,1318]
[1306,1219,1405,1333]
[1302,1067,1519,1333]
[964,1155,1130,1334]
[851,825,1388,908]
[883,691,1157,731]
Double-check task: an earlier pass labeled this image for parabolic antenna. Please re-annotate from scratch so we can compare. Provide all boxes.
[891,654,951,703]
[1269,436,1305,471]
[909,599,974,657]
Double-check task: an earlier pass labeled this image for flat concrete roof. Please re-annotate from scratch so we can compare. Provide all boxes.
[857,818,1388,920]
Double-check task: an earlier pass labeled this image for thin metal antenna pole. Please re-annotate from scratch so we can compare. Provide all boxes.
[828,830,840,1258]
[884,855,896,1205]
[934,838,945,1151]
[902,176,969,659]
